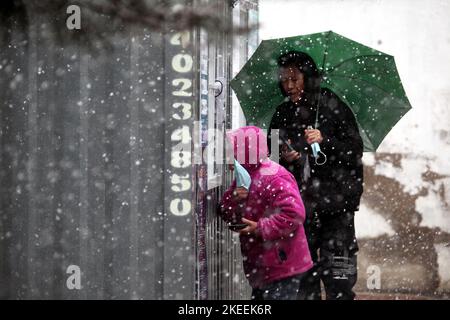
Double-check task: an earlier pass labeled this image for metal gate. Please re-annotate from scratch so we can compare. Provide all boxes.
[200,0,258,300]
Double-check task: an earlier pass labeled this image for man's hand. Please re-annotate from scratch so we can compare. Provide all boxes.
[304,129,323,145]
[232,187,248,203]
[238,218,258,236]
[281,139,301,163]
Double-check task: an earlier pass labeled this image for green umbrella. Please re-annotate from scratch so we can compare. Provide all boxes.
[230,31,412,152]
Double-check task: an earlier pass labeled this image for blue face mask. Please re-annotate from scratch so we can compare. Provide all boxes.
[307,125,327,166]
[311,142,327,165]
[234,159,252,190]
[311,142,321,158]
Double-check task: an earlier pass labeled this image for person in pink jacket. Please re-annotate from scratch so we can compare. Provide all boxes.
[219,126,313,300]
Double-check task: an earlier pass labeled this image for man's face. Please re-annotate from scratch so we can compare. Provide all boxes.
[279,65,305,103]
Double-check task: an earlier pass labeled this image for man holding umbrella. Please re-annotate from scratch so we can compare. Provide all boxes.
[268,51,363,300]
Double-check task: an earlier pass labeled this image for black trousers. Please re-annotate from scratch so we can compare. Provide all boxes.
[300,210,359,300]
[251,273,305,300]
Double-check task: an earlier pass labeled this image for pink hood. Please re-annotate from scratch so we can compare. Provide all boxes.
[226,126,269,172]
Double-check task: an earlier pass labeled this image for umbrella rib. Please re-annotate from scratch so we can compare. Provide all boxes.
[321,31,333,71]
[315,31,334,128]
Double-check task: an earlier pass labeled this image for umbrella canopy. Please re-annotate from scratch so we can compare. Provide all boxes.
[230,31,412,152]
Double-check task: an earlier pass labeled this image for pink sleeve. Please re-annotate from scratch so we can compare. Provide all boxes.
[219,180,241,223]
[256,175,305,241]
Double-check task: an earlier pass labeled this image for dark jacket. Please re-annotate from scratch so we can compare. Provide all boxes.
[268,88,364,215]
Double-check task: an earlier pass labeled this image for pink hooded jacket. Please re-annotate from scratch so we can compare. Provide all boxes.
[220,126,313,288]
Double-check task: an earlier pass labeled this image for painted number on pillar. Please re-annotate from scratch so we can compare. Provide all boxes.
[169,32,193,217]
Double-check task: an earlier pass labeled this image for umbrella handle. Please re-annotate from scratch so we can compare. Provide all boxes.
[281,137,295,152]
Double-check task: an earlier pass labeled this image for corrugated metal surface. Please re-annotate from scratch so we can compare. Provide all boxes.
[0,0,257,300]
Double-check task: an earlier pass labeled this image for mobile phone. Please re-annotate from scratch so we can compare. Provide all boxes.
[281,138,295,152]
[228,223,247,231]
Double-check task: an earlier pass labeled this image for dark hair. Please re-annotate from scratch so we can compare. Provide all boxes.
[277,51,321,103]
